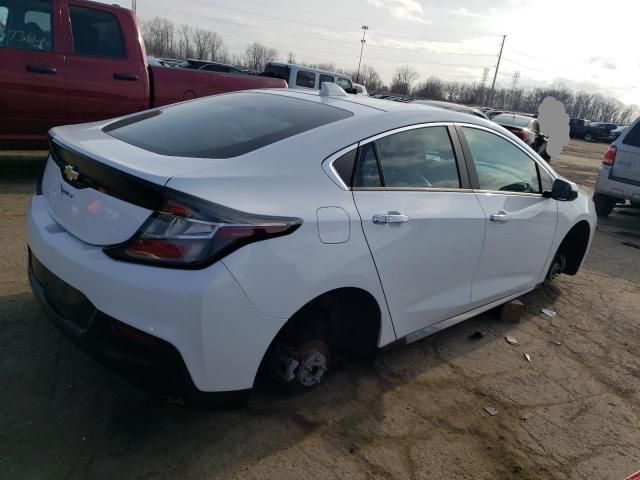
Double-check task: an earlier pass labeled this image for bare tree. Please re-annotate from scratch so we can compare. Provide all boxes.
[208,31,226,62]
[140,17,176,57]
[178,25,193,59]
[244,42,278,71]
[287,52,296,63]
[192,28,212,60]
[390,65,418,95]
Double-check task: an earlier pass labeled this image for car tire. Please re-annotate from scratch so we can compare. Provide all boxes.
[544,251,567,285]
[593,194,616,217]
[584,133,593,142]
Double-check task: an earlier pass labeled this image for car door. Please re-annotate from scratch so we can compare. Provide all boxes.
[63,2,146,124]
[0,0,66,141]
[458,126,558,304]
[352,125,486,338]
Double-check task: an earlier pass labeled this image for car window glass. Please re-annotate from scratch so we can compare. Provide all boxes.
[319,74,334,86]
[105,91,353,159]
[70,6,125,58]
[354,143,381,187]
[295,70,315,88]
[539,166,554,192]
[337,78,352,90]
[462,127,541,193]
[375,127,460,189]
[1,0,52,51]
[623,121,640,148]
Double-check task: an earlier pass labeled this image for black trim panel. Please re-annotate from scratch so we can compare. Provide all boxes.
[49,137,164,211]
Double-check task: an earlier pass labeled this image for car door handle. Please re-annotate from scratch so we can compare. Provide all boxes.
[26,64,57,74]
[373,213,410,224]
[113,73,139,81]
[490,212,511,223]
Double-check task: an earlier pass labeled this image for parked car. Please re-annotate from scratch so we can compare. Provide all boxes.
[583,122,618,143]
[486,110,506,119]
[174,59,245,75]
[593,117,640,216]
[608,126,627,142]
[570,118,590,138]
[411,100,490,120]
[28,88,595,407]
[0,0,285,145]
[262,62,355,92]
[492,113,550,161]
[353,82,368,96]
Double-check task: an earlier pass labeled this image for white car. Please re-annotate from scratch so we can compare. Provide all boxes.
[263,62,355,92]
[27,87,596,408]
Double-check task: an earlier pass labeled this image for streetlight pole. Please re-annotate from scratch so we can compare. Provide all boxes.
[356,25,369,84]
[132,0,136,13]
[488,34,506,107]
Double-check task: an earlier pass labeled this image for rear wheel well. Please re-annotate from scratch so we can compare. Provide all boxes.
[557,220,591,275]
[265,287,382,367]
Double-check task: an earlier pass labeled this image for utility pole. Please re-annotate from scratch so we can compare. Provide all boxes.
[356,25,369,84]
[131,0,136,13]
[510,71,521,110]
[480,67,490,104]
[488,34,506,107]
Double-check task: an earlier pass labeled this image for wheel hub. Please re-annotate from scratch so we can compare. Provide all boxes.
[296,349,328,387]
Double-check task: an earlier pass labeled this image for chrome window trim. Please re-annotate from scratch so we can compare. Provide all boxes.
[454,122,558,181]
[352,187,474,194]
[358,122,453,146]
[321,144,358,191]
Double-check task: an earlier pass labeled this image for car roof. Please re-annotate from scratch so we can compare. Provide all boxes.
[266,62,352,78]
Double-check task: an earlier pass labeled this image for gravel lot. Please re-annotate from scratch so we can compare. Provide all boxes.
[2,140,640,480]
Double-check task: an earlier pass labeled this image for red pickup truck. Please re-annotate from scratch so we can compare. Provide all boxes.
[0,0,286,145]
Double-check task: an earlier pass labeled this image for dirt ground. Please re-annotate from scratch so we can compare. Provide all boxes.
[2,140,640,480]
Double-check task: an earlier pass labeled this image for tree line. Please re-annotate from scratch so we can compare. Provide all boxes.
[140,17,637,125]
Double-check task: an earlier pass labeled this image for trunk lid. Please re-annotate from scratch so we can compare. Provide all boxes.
[43,124,219,246]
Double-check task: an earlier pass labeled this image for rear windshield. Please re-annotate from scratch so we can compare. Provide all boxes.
[104,92,353,158]
[494,115,531,127]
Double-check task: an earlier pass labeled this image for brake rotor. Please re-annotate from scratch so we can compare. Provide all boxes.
[295,339,329,388]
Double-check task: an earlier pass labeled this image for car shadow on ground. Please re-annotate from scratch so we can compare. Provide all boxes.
[0,282,561,479]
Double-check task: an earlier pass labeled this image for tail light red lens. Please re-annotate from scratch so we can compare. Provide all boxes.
[104,190,302,269]
[603,145,617,166]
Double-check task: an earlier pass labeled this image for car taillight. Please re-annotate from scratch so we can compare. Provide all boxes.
[104,190,302,269]
[603,145,617,166]
[517,129,529,141]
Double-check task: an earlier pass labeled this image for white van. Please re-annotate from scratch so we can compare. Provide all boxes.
[263,62,355,92]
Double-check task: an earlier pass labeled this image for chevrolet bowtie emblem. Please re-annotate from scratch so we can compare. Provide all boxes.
[64,164,80,182]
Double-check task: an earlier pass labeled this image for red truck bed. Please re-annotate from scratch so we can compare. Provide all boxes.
[0,0,286,146]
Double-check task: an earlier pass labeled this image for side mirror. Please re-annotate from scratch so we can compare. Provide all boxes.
[546,178,578,201]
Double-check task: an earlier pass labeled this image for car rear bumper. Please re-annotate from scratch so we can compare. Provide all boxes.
[27,195,286,399]
[594,166,640,204]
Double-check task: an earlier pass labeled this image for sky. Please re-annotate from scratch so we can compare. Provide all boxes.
[110,0,639,106]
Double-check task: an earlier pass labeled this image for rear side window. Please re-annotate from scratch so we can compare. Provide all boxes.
[319,74,334,86]
[263,63,291,81]
[296,70,315,88]
[354,143,382,187]
[0,0,52,51]
[375,127,460,188]
[104,92,353,158]
[623,121,640,148]
[70,6,125,58]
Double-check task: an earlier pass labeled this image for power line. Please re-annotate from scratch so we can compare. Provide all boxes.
[502,57,546,74]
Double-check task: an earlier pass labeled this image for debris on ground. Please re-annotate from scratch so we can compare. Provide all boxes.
[550,340,562,346]
[484,407,498,416]
[524,353,532,362]
[469,330,488,340]
[541,308,556,317]
[500,300,524,323]
[505,335,519,345]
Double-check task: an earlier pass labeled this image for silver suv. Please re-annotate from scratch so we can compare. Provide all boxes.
[593,116,640,217]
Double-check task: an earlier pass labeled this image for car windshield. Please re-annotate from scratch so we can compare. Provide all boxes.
[104,92,353,158]
[494,115,531,127]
